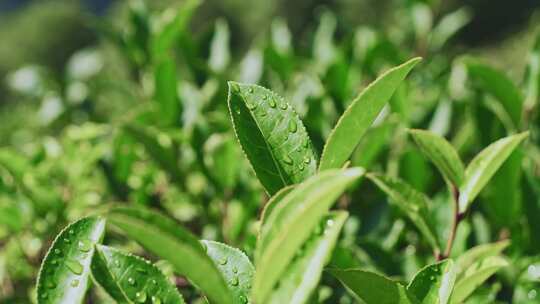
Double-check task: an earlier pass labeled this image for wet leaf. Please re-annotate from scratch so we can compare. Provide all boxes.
[407,260,456,304]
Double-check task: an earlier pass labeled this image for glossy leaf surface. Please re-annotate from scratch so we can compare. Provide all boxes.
[319,57,421,170]
[407,260,456,304]
[228,82,317,194]
[253,168,364,303]
[91,245,184,304]
[36,217,106,304]
[107,207,233,304]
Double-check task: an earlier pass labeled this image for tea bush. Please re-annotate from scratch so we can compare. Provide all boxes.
[1,1,540,303]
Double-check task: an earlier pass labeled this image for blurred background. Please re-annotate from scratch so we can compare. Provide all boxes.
[2,0,540,303]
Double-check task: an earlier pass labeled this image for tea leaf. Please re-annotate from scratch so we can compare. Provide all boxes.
[201,241,254,304]
[319,57,421,170]
[91,245,184,304]
[454,240,509,280]
[459,132,529,213]
[36,217,106,304]
[107,207,233,304]
[407,260,456,304]
[228,82,318,195]
[409,129,464,186]
[328,269,418,304]
[267,211,348,304]
[253,168,364,303]
[366,173,440,251]
[154,57,181,127]
[464,59,524,125]
[449,256,508,304]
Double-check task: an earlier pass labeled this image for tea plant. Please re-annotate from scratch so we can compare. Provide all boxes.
[1,0,540,303]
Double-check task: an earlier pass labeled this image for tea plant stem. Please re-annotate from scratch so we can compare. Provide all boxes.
[441,185,462,260]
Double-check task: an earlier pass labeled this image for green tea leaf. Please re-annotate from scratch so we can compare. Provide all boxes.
[227,82,318,195]
[407,260,456,304]
[429,8,472,51]
[464,59,524,125]
[366,173,440,251]
[409,129,465,186]
[449,256,508,304]
[151,0,201,60]
[267,211,348,304]
[208,19,231,73]
[259,185,295,229]
[201,241,254,304]
[319,57,421,170]
[459,132,529,213]
[454,240,509,280]
[91,245,184,304]
[154,57,181,127]
[328,269,418,304]
[36,217,106,304]
[253,168,364,303]
[107,207,233,304]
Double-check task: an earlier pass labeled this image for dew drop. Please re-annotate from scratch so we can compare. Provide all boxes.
[303,138,309,148]
[269,99,276,108]
[68,229,75,235]
[230,82,241,93]
[47,281,56,289]
[78,239,92,252]
[136,267,147,274]
[248,87,254,94]
[51,259,58,265]
[240,295,248,303]
[218,257,228,265]
[283,155,293,165]
[298,163,305,171]
[288,120,297,133]
[135,291,147,303]
[152,296,162,304]
[280,102,288,110]
[65,259,83,275]
[246,101,257,110]
[232,267,238,274]
[71,279,80,287]
[230,276,239,286]
[114,259,120,267]
[63,238,71,243]
[262,95,268,100]
[326,219,335,228]
[429,276,435,281]
[151,279,157,285]
[128,277,136,285]
[54,249,61,255]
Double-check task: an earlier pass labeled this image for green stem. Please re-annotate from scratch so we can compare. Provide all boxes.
[440,185,462,260]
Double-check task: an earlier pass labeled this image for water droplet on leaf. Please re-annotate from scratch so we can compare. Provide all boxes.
[219,257,228,265]
[65,259,83,275]
[288,120,297,133]
[128,277,136,285]
[269,99,276,108]
[230,276,239,286]
[78,239,92,252]
[283,155,293,165]
[71,279,80,287]
[152,296,162,304]
[135,291,147,303]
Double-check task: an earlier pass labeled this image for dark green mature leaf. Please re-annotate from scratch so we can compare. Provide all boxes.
[151,0,201,60]
[107,208,233,304]
[366,173,440,251]
[450,256,508,304]
[123,124,181,182]
[227,82,318,194]
[267,211,348,304]
[154,57,181,127]
[409,129,465,186]
[91,245,184,304]
[464,59,524,125]
[319,57,421,170]
[458,132,529,213]
[201,241,254,304]
[253,168,364,303]
[36,217,106,304]
[328,269,418,304]
[454,241,509,280]
[407,260,456,304]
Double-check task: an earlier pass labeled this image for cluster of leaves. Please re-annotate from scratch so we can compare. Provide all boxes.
[1,0,540,303]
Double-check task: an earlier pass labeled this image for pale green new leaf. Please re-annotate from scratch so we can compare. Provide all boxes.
[259,185,295,229]
[454,240,509,280]
[458,132,529,213]
[253,168,364,303]
[328,269,419,304]
[91,245,184,304]
[267,211,348,304]
[464,59,524,125]
[319,57,421,170]
[228,82,318,195]
[366,173,440,251]
[409,129,465,186]
[450,256,508,304]
[201,241,254,304]
[36,217,106,304]
[107,208,233,304]
[407,260,456,304]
